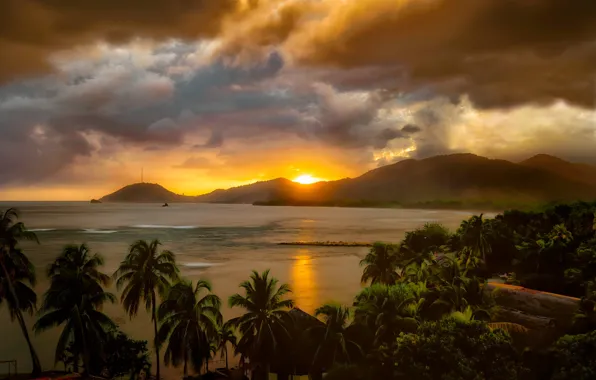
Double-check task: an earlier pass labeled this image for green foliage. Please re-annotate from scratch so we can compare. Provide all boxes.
[549,331,596,380]
[0,208,42,376]
[158,280,222,376]
[401,223,451,257]
[228,269,294,379]
[428,256,495,320]
[114,239,180,380]
[115,239,180,317]
[216,322,237,369]
[515,224,576,293]
[376,318,526,380]
[0,247,37,319]
[35,244,116,374]
[308,303,362,371]
[353,284,418,347]
[360,243,400,285]
[92,328,151,379]
[484,201,596,297]
[456,214,492,263]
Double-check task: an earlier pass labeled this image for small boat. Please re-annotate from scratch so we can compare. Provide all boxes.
[162,202,169,207]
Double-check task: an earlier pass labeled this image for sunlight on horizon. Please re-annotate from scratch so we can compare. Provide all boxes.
[293,174,324,184]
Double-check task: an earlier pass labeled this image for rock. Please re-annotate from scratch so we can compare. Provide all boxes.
[90,199,102,204]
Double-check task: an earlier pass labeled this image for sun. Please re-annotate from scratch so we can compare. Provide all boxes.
[293,174,323,185]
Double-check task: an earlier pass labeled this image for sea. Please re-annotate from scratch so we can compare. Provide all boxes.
[0,202,492,378]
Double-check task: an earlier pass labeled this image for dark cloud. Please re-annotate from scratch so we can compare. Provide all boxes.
[300,83,409,149]
[0,125,94,184]
[0,50,287,184]
[401,124,421,134]
[197,129,224,149]
[227,0,596,108]
[0,0,243,82]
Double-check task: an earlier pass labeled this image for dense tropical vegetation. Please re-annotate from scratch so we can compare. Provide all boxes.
[1,202,596,379]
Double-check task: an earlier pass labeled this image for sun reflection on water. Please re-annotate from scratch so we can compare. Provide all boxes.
[291,249,317,315]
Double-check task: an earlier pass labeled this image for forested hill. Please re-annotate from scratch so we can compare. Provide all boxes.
[100,154,596,206]
[197,154,596,206]
[100,183,193,203]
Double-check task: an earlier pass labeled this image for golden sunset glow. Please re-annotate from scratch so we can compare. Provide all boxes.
[293,174,324,185]
[0,0,591,201]
[291,250,317,315]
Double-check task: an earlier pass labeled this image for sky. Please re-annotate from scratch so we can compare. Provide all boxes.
[1,0,596,200]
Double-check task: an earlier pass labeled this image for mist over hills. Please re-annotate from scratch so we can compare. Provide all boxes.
[99,153,596,207]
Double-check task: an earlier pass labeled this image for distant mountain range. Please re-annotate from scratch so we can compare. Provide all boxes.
[99,153,596,208]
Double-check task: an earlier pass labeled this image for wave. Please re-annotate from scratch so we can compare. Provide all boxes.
[131,225,198,229]
[182,262,220,268]
[82,229,118,234]
[29,228,56,232]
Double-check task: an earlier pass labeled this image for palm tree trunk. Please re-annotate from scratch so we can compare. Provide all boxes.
[151,292,161,380]
[225,347,229,369]
[183,355,188,377]
[15,311,42,375]
[0,252,41,376]
[74,307,90,376]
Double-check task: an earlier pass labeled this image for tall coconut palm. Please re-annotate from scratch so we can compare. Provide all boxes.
[309,304,362,371]
[359,243,400,285]
[35,244,116,374]
[114,239,179,380]
[228,270,294,380]
[216,322,238,369]
[0,208,42,376]
[157,280,221,377]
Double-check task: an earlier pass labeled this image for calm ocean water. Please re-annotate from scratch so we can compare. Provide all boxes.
[0,202,490,377]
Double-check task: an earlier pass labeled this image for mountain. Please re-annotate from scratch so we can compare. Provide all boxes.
[195,178,308,203]
[192,154,596,206]
[99,154,596,206]
[100,183,192,203]
[324,153,596,203]
[520,154,596,187]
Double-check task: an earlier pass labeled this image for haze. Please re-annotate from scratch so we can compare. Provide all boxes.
[1,0,596,200]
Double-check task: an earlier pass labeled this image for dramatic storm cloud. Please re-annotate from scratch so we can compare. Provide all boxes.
[0,0,595,199]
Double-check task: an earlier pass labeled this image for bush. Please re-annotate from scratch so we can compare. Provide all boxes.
[549,331,596,380]
[376,318,526,380]
[401,223,451,255]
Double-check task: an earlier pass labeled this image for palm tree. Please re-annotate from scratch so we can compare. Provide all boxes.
[0,208,42,376]
[114,239,179,380]
[449,307,530,347]
[428,256,494,320]
[309,304,362,371]
[217,322,238,369]
[35,244,116,374]
[458,214,491,264]
[353,284,418,347]
[157,280,222,377]
[359,243,400,285]
[228,270,294,380]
